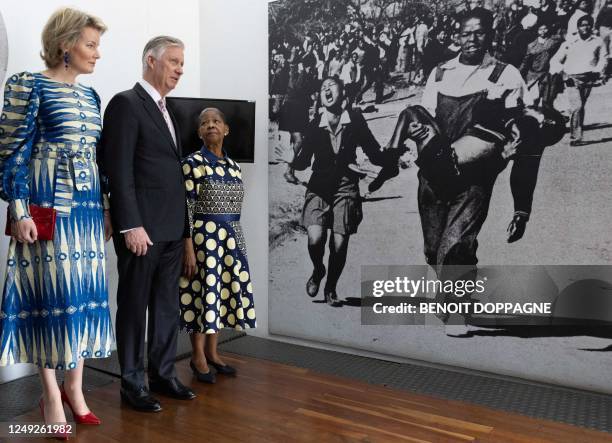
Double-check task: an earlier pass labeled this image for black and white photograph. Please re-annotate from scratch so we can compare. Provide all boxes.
[268,0,612,392]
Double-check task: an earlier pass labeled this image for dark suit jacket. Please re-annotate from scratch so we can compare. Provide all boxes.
[99,83,187,242]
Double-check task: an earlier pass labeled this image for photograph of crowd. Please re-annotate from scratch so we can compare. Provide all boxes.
[267,0,612,384]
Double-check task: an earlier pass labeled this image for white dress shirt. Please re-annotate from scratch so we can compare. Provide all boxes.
[138,79,177,146]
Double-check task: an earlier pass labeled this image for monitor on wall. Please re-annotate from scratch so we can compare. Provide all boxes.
[166,97,256,163]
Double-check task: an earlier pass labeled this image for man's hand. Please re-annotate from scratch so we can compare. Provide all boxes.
[182,238,197,279]
[124,227,153,256]
[13,218,37,243]
[104,210,113,242]
[507,213,528,243]
[501,135,521,160]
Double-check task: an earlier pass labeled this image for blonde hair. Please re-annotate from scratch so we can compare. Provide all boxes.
[40,7,107,69]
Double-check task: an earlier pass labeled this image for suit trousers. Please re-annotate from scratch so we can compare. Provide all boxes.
[113,235,184,390]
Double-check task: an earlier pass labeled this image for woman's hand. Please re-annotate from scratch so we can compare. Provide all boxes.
[104,210,113,242]
[182,238,197,279]
[407,122,429,141]
[13,218,37,243]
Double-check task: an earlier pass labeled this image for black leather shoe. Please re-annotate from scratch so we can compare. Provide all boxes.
[190,360,216,384]
[120,387,162,412]
[149,378,196,400]
[324,289,342,307]
[208,361,237,376]
[306,266,326,297]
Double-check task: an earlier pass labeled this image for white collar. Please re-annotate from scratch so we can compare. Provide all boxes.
[319,108,351,131]
[139,79,164,104]
[575,35,596,43]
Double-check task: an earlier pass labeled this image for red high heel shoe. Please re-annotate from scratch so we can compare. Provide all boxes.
[60,385,101,425]
[39,398,69,440]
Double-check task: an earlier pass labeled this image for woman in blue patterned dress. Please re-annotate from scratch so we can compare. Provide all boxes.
[180,108,256,382]
[0,8,113,428]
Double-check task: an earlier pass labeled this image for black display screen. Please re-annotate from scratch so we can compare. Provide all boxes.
[166,97,256,162]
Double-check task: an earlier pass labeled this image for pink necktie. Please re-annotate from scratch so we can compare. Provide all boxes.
[158,99,177,146]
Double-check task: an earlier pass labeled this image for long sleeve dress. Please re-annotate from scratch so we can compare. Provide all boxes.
[0,72,113,370]
[179,147,256,333]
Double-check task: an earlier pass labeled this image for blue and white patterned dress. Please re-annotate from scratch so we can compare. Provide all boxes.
[0,72,113,369]
[179,147,256,333]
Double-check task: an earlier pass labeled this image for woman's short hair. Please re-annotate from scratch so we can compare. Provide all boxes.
[142,36,184,74]
[40,7,107,69]
[198,107,227,125]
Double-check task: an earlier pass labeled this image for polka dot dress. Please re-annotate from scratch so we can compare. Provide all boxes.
[179,148,256,334]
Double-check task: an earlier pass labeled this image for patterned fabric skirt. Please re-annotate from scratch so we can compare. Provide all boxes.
[0,156,114,369]
[179,218,256,334]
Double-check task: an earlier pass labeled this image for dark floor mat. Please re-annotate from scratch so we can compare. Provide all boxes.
[84,329,245,377]
[219,335,612,433]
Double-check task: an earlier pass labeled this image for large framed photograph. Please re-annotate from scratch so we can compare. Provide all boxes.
[267,0,612,393]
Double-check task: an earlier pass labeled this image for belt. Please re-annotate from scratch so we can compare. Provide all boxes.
[32,142,96,217]
[196,213,241,222]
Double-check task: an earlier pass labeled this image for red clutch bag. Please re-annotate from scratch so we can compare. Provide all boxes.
[5,204,57,241]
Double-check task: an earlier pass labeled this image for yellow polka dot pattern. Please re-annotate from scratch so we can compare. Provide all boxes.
[178,151,256,333]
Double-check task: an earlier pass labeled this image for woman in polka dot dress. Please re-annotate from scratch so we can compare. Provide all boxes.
[180,107,255,381]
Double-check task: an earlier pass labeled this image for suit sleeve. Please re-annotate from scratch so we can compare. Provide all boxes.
[92,87,110,211]
[100,94,142,231]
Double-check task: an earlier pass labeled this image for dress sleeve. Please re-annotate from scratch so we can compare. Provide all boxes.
[0,72,40,221]
[91,87,110,211]
[182,156,198,238]
[231,159,243,178]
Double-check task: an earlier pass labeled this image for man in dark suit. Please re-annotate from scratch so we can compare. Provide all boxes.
[100,35,195,412]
